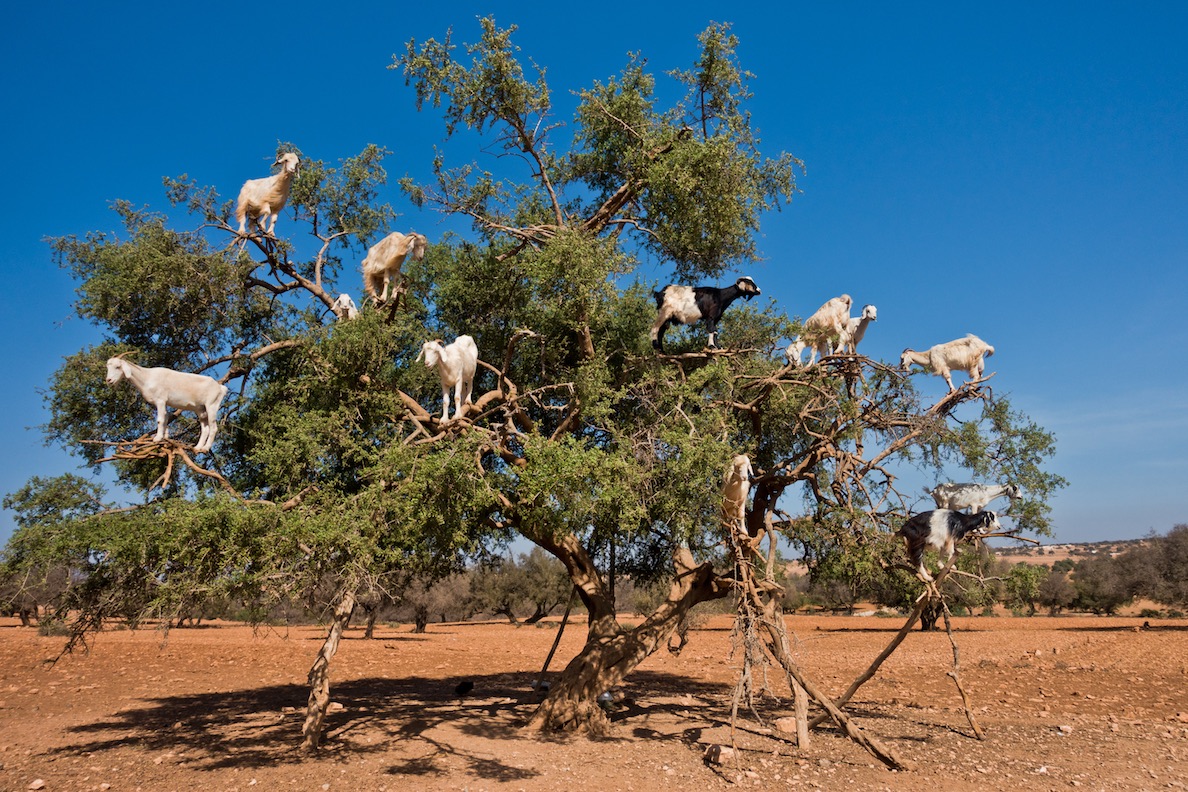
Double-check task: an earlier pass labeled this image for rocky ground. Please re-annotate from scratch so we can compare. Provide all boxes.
[1,613,1185,791]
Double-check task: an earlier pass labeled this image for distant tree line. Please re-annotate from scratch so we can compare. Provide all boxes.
[782,524,1187,621]
[5,527,1185,633]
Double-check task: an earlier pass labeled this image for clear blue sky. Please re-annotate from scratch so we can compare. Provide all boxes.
[2,2,1185,546]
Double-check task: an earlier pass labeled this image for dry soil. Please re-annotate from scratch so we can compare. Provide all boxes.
[1,613,1186,791]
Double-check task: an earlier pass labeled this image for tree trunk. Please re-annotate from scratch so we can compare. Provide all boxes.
[301,590,356,751]
[528,546,728,733]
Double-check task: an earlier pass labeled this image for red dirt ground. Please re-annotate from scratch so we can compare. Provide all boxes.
[1,613,1186,791]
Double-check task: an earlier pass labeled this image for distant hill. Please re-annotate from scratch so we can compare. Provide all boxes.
[989,537,1147,566]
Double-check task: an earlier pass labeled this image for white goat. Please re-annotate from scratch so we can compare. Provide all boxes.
[330,293,359,321]
[721,454,754,539]
[235,152,300,236]
[900,334,995,392]
[787,294,852,366]
[416,335,478,421]
[927,482,1020,514]
[362,231,428,303]
[839,304,878,355]
[105,357,228,453]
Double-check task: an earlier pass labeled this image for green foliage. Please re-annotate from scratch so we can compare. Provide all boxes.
[3,475,106,529]
[1002,562,1047,615]
[1114,525,1188,607]
[1072,555,1132,615]
[290,143,398,248]
[49,203,273,365]
[1036,565,1076,614]
[948,398,1066,536]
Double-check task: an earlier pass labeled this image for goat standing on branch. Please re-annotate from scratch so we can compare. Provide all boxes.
[362,231,428,304]
[928,481,1020,514]
[787,294,852,366]
[235,152,300,237]
[839,303,878,355]
[416,335,478,421]
[104,357,228,454]
[651,276,761,352]
[721,454,754,541]
[897,509,1000,582]
[900,334,995,392]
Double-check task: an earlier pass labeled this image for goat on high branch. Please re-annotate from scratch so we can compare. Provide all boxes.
[416,335,478,422]
[362,231,428,305]
[721,454,754,540]
[927,481,1020,514]
[651,276,761,352]
[897,509,1000,583]
[235,152,300,238]
[104,356,228,454]
[839,303,878,354]
[330,293,359,321]
[900,334,995,392]
[787,293,852,366]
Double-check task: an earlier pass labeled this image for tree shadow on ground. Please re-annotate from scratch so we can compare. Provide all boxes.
[45,670,733,780]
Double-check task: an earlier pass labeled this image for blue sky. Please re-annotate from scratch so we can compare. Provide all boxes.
[2,2,1185,547]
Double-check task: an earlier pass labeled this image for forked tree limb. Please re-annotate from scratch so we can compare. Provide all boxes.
[756,611,915,771]
[727,528,915,770]
[808,552,961,729]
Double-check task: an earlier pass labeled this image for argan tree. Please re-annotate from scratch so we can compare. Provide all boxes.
[2,17,1064,756]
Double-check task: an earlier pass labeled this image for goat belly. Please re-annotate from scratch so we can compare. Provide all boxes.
[668,288,701,323]
[927,511,958,548]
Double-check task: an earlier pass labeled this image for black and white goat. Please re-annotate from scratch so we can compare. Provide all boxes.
[897,509,1000,582]
[651,276,761,352]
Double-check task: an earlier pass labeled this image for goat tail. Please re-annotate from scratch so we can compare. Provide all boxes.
[363,270,384,299]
